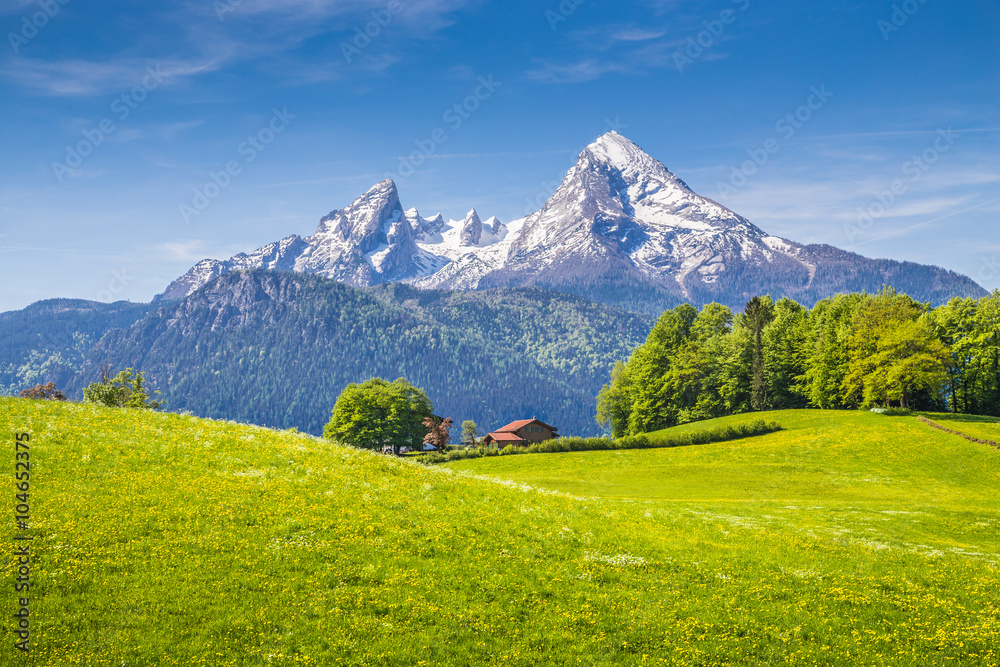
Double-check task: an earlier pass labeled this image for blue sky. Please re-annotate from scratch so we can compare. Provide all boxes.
[1,0,997,311]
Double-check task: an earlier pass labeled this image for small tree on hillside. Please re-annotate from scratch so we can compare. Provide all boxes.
[460,420,480,447]
[83,366,163,409]
[424,416,453,452]
[20,382,67,401]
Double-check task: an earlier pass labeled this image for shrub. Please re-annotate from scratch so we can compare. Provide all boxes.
[20,382,67,401]
[83,367,163,410]
[525,439,572,454]
[417,451,449,464]
[882,407,913,417]
[416,419,782,465]
[617,434,651,449]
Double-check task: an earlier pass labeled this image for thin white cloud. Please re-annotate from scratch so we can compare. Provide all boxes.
[3,56,227,96]
[392,150,577,160]
[810,128,1000,140]
[847,198,1000,250]
[610,27,668,41]
[729,182,982,227]
[859,196,977,221]
[525,59,625,84]
[531,8,745,83]
[0,0,35,14]
[205,0,475,41]
[157,240,209,262]
[3,0,475,97]
[217,0,457,17]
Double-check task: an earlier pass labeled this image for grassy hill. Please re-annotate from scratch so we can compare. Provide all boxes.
[3,400,999,665]
[446,410,1000,505]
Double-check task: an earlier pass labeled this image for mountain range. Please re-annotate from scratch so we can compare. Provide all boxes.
[159,132,987,312]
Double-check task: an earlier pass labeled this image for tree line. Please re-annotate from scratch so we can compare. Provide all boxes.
[597,288,1000,436]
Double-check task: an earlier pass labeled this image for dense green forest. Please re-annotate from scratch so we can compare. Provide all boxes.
[0,299,152,395]
[59,271,652,436]
[597,288,1000,436]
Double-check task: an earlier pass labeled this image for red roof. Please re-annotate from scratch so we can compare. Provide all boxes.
[485,432,525,442]
[495,418,558,433]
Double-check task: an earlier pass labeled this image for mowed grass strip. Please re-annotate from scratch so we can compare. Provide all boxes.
[2,399,999,666]
[927,412,1000,446]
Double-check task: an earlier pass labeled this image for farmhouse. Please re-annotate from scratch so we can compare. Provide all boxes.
[483,418,559,449]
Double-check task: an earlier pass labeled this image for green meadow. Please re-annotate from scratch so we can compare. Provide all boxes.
[2,399,999,665]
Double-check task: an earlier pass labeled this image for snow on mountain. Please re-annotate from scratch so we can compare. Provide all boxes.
[462,131,811,302]
[158,131,987,311]
[484,216,508,240]
[158,180,509,301]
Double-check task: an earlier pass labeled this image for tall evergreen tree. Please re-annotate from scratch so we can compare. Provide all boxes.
[740,296,775,411]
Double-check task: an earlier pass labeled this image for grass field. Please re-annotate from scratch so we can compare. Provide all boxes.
[2,400,999,665]
[929,413,1000,444]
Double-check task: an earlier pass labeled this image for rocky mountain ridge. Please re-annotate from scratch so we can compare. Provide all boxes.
[159,132,987,311]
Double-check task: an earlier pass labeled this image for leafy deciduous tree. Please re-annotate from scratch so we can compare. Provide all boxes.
[460,419,481,446]
[424,416,453,452]
[323,377,432,454]
[597,288,998,434]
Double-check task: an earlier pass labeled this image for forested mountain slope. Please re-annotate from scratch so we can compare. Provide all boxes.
[0,299,152,396]
[64,271,652,435]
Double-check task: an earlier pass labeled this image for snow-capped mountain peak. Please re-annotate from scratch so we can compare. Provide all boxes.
[459,209,483,246]
[158,131,986,311]
[483,216,508,240]
[314,179,402,253]
[583,131,685,185]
